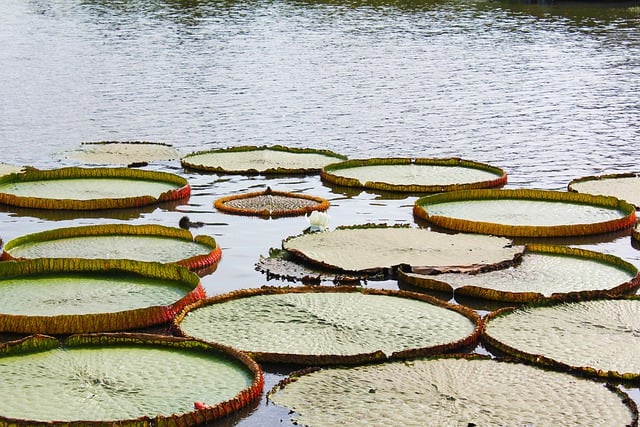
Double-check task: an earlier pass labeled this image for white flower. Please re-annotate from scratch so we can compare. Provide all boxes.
[307,211,330,232]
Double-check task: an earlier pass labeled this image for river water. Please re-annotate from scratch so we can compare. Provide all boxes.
[1,0,639,425]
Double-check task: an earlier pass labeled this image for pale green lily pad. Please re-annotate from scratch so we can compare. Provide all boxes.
[0,167,190,210]
[61,141,179,165]
[181,145,346,175]
[282,226,524,275]
[414,189,636,237]
[569,173,640,208]
[1,224,221,271]
[268,356,636,427]
[321,157,506,192]
[0,258,205,334]
[483,297,640,380]
[175,287,480,365]
[0,163,22,177]
[0,334,263,424]
[399,244,640,302]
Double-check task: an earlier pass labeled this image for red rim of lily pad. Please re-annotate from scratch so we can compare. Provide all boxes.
[214,187,330,218]
[0,258,205,334]
[1,223,222,271]
[0,167,190,210]
[321,157,507,192]
[0,333,264,426]
[173,286,482,366]
[414,188,636,237]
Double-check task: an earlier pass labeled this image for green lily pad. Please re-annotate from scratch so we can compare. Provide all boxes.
[60,141,179,165]
[0,258,205,334]
[569,173,640,208]
[1,224,222,271]
[414,188,636,237]
[399,244,640,303]
[181,145,347,175]
[483,297,640,380]
[0,167,190,210]
[282,225,525,275]
[175,287,480,365]
[321,157,507,192]
[0,163,22,177]
[268,355,637,427]
[0,333,263,425]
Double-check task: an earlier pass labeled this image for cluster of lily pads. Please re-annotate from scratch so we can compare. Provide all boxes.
[0,142,639,426]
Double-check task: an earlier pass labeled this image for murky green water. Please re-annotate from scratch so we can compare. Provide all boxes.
[0,0,639,425]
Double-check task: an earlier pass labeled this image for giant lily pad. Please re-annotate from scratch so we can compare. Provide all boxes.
[399,244,640,303]
[1,224,222,271]
[321,157,507,192]
[0,333,263,425]
[214,187,329,218]
[569,173,640,208]
[281,225,525,275]
[0,258,205,334]
[414,188,636,237]
[0,167,190,210]
[268,355,637,427]
[174,287,480,365]
[181,145,347,175]
[0,163,22,177]
[60,141,180,166]
[483,297,640,380]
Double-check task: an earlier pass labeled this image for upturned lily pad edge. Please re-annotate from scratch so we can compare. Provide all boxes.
[173,286,482,366]
[482,295,640,382]
[0,333,264,427]
[214,188,330,218]
[0,258,205,335]
[399,244,640,304]
[181,145,347,175]
[0,167,191,210]
[266,352,640,427]
[321,157,508,193]
[414,188,637,237]
[1,223,222,271]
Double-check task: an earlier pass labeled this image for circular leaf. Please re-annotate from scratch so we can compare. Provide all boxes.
[569,173,640,208]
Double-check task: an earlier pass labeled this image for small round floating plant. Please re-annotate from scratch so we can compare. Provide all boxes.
[0,334,263,425]
[0,167,190,210]
[398,244,640,303]
[268,355,637,427]
[214,187,329,218]
[1,223,222,271]
[321,157,507,192]
[414,188,636,237]
[0,258,206,334]
[174,286,481,365]
[181,145,347,175]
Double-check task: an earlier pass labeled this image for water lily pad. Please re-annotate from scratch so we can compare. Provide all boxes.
[0,258,205,334]
[174,287,480,365]
[60,141,179,166]
[569,173,640,208]
[399,244,640,303]
[1,224,222,271]
[214,187,329,218]
[321,157,507,192]
[282,225,524,275]
[268,355,637,427]
[0,333,263,425]
[0,167,190,210]
[414,188,636,237]
[181,145,347,175]
[483,297,640,380]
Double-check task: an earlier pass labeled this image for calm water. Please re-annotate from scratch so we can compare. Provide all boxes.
[1,0,640,425]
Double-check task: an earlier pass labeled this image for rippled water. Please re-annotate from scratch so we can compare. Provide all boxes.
[1,0,639,425]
